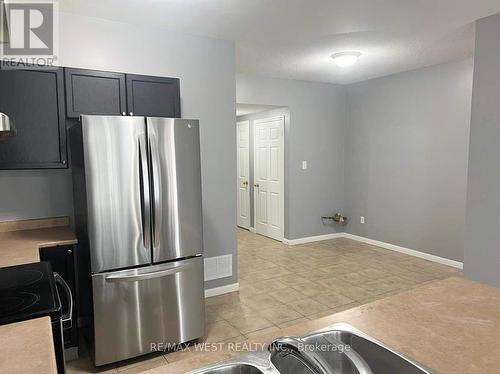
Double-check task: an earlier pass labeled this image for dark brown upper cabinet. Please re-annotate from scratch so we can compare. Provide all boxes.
[126,74,180,117]
[0,67,67,169]
[0,66,181,169]
[65,68,127,118]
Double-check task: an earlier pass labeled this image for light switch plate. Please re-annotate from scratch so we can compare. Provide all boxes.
[302,161,308,170]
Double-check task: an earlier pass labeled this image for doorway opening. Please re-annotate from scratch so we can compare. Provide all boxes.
[236,103,288,242]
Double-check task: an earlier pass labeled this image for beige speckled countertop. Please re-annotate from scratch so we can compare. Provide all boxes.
[0,317,58,373]
[0,218,77,374]
[144,277,500,374]
[0,225,77,268]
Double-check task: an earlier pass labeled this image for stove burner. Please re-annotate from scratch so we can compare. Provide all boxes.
[0,269,44,290]
[0,262,60,325]
[0,292,40,316]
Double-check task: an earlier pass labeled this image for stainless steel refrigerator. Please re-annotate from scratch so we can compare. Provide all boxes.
[70,115,205,366]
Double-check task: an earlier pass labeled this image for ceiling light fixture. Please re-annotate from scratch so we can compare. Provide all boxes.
[331,52,362,68]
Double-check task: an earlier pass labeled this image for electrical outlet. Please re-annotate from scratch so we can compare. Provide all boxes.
[360,216,365,224]
[302,161,308,170]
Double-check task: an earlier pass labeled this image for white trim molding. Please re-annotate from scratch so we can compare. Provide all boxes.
[249,227,257,233]
[205,283,239,298]
[282,232,463,269]
[342,233,463,269]
[283,233,343,245]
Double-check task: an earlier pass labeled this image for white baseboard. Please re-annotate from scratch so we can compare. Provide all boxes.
[283,233,344,245]
[205,282,239,298]
[342,233,463,269]
[249,227,256,233]
[281,231,463,269]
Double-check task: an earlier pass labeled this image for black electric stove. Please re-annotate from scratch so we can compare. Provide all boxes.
[0,262,65,373]
[0,262,61,325]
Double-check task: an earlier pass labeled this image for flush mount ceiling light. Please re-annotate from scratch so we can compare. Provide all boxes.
[331,51,362,68]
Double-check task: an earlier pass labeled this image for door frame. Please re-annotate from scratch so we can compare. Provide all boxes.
[237,120,251,229]
[253,115,285,241]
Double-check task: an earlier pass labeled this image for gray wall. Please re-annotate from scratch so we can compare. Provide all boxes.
[0,169,74,222]
[465,13,500,287]
[236,75,347,240]
[237,107,289,233]
[345,59,473,262]
[0,12,237,289]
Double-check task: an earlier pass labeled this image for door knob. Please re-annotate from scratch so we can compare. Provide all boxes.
[254,183,260,188]
[243,181,248,186]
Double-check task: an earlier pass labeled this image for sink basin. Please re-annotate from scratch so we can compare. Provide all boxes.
[270,350,332,374]
[188,352,273,374]
[300,323,431,373]
[196,364,264,374]
[188,324,433,374]
[269,335,361,374]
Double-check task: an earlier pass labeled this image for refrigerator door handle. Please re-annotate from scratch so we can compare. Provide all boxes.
[138,133,151,250]
[105,263,193,282]
[149,134,161,251]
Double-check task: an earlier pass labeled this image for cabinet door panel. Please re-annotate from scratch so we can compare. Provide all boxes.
[65,68,126,118]
[0,67,66,169]
[126,74,180,117]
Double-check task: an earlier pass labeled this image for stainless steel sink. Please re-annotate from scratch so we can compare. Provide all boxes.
[269,334,368,374]
[187,352,273,374]
[188,323,433,374]
[195,363,264,374]
[297,323,432,374]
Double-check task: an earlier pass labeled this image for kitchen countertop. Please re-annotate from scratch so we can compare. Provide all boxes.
[0,317,58,374]
[0,226,77,268]
[145,276,500,374]
[0,219,77,374]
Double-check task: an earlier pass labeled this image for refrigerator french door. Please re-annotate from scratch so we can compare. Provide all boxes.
[147,117,204,263]
[77,115,204,366]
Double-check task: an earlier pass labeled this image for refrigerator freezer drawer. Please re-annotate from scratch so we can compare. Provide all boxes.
[91,257,205,366]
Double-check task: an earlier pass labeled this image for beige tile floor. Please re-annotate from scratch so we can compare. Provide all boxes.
[67,229,461,373]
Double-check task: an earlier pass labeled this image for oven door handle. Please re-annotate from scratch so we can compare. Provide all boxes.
[54,272,73,328]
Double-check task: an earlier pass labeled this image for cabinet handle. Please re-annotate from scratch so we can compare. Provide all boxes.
[122,112,126,116]
[67,249,72,254]
[129,112,134,116]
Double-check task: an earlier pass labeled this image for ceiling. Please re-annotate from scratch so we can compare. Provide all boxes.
[60,0,500,84]
[236,104,285,117]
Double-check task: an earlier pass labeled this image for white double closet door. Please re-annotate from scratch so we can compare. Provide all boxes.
[253,116,284,241]
[237,121,251,229]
